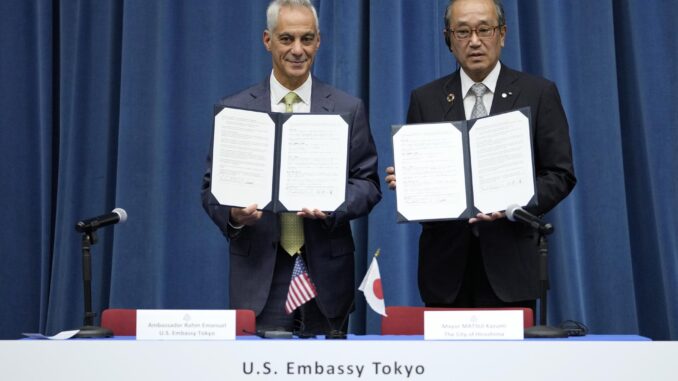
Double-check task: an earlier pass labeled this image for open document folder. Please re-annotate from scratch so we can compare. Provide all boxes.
[392,107,536,222]
[210,105,350,213]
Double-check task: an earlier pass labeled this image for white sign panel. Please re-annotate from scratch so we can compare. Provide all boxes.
[136,310,236,340]
[424,310,524,340]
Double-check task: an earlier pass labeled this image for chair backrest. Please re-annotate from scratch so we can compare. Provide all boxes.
[381,306,534,335]
[101,309,137,336]
[101,309,256,336]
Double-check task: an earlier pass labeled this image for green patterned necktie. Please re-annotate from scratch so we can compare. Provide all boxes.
[283,91,300,112]
[280,92,304,256]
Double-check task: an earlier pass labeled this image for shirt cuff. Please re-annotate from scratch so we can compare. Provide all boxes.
[228,220,244,230]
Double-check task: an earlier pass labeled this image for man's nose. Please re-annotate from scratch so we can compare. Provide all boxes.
[290,40,304,55]
[469,30,482,46]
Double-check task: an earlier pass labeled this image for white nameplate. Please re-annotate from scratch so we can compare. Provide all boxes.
[136,310,236,340]
[424,310,524,340]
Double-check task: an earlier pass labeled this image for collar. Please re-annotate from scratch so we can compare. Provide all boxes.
[460,62,502,97]
[269,71,313,106]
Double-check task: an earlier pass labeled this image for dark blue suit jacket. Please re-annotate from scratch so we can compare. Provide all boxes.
[407,65,576,304]
[202,76,381,318]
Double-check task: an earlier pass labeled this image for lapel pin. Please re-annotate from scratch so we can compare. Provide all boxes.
[447,93,455,103]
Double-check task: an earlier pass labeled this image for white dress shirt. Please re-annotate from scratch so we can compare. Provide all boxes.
[269,71,312,113]
[460,62,501,120]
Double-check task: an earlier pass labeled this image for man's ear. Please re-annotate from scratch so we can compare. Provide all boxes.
[263,30,272,51]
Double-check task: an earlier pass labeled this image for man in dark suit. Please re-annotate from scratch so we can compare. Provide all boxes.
[385,0,575,309]
[202,0,381,335]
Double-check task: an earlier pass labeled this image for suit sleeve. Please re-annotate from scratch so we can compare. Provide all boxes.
[325,99,382,229]
[406,90,424,124]
[531,82,576,216]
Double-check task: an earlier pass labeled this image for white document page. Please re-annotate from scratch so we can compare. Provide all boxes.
[470,110,534,213]
[393,123,467,221]
[278,114,348,211]
[22,330,80,340]
[211,107,276,208]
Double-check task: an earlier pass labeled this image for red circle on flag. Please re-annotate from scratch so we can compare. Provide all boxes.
[372,279,384,300]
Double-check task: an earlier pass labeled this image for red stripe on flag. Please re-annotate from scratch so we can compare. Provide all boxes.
[285,257,318,314]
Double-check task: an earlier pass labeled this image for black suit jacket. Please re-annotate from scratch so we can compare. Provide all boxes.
[407,64,576,303]
[202,77,381,318]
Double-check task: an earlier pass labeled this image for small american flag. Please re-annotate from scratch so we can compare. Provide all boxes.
[285,256,318,314]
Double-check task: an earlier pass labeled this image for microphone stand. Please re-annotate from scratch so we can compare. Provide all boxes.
[326,299,353,340]
[73,230,113,338]
[524,227,567,338]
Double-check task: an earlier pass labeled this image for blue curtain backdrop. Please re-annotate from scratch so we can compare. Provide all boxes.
[1,0,676,340]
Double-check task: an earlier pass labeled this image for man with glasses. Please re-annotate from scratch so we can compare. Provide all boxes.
[385,0,575,310]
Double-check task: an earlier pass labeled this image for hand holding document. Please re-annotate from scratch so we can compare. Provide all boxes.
[392,108,536,222]
[210,106,349,213]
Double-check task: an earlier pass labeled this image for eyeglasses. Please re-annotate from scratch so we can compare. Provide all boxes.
[445,25,502,40]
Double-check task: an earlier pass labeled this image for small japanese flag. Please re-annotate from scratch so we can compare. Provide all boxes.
[359,252,387,316]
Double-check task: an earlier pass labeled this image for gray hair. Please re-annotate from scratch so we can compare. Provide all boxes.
[444,0,505,29]
[266,0,319,33]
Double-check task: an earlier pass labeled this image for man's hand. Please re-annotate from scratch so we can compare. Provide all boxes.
[230,204,262,226]
[385,166,397,190]
[298,208,328,220]
[469,211,505,224]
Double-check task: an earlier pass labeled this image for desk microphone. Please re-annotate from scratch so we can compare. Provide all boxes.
[505,204,553,235]
[325,299,354,339]
[258,330,293,339]
[75,208,127,233]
